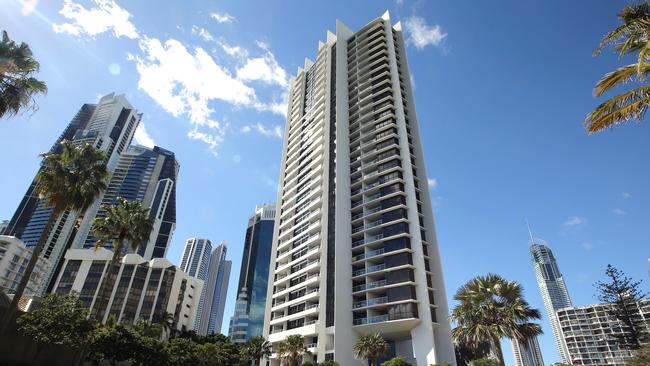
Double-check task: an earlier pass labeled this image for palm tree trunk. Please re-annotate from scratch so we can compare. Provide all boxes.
[0,206,60,335]
[492,338,505,366]
[92,249,121,321]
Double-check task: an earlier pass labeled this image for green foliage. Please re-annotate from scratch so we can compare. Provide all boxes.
[626,344,650,366]
[469,357,499,366]
[302,362,318,366]
[595,264,649,349]
[381,356,412,366]
[317,361,340,366]
[0,30,47,118]
[131,319,163,339]
[585,1,650,133]
[17,292,96,350]
[242,335,272,365]
[430,363,452,366]
[353,333,389,366]
[277,334,310,366]
[1,141,108,334]
[451,274,542,366]
[86,322,142,365]
[165,337,199,366]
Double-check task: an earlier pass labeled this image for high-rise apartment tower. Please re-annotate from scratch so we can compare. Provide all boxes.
[229,204,276,344]
[198,242,231,335]
[262,11,456,366]
[3,93,141,294]
[511,337,545,366]
[179,238,213,333]
[530,238,572,363]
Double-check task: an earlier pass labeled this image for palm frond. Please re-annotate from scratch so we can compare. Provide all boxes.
[585,85,650,133]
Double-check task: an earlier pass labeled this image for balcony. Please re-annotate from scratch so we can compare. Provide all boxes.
[352,233,384,248]
[353,314,388,325]
[353,247,385,261]
[351,193,381,208]
[353,280,387,292]
[351,206,382,221]
[353,263,386,277]
[352,219,383,234]
[353,296,388,309]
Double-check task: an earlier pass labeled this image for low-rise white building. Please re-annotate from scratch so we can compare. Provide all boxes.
[53,248,203,332]
[0,235,51,297]
[556,300,650,366]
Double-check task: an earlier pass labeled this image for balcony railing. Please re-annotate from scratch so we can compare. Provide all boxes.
[351,206,382,221]
[353,280,387,292]
[353,263,386,277]
[353,296,388,309]
[352,233,384,248]
[352,219,383,234]
[353,314,388,325]
[353,247,385,261]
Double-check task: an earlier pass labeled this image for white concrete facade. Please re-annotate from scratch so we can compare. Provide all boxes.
[53,248,202,332]
[511,336,545,366]
[0,235,51,296]
[530,240,572,363]
[556,300,650,366]
[263,11,456,366]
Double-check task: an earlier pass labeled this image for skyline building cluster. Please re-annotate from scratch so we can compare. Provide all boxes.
[0,10,648,366]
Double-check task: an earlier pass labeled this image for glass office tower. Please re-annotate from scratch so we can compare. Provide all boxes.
[262,11,456,366]
[229,204,276,344]
[180,238,213,333]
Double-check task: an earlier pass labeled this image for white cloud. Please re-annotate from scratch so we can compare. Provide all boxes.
[236,51,289,87]
[210,12,235,23]
[427,178,438,190]
[218,40,248,58]
[187,128,223,156]
[612,208,627,216]
[563,216,587,227]
[403,16,446,49]
[191,26,214,42]
[244,123,283,139]
[133,122,155,148]
[622,192,631,199]
[53,0,139,39]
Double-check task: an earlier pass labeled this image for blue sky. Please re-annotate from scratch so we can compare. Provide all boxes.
[1,1,649,364]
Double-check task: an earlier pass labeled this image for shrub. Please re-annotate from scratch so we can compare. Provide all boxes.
[381,356,412,366]
[470,357,499,366]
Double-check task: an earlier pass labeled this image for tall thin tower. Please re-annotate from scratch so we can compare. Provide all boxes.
[262,11,456,366]
[199,242,231,335]
[529,232,572,363]
[179,237,213,333]
[511,337,545,366]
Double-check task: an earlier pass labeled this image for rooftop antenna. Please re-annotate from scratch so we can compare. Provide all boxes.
[525,218,535,245]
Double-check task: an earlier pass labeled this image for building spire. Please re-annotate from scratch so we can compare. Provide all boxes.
[526,218,535,245]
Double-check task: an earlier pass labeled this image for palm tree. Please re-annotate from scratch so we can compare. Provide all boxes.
[352,333,389,366]
[91,197,152,321]
[154,311,176,339]
[242,335,272,366]
[276,334,309,366]
[0,30,47,118]
[585,1,650,133]
[0,141,108,334]
[451,274,542,366]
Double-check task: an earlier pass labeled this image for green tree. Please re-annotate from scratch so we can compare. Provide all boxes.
[86,322,141,365]
[595,264,649,349]
[585,1,650,133]
[469,358,498,366]
[451,274,542,366]
[455,340,491,366]
[0,30,47,118]
[165,337,199,366]
[381,356,412,366]
[90,197,153,320]
[131,319,163,339]
[352,333,389,366]
[17,292,96,361]
[276,334,310,366]
[318,362,340,366]
[0,141,108,334]
[626,344,650,366]
[242,335,272,366]
[196,342,242,366]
